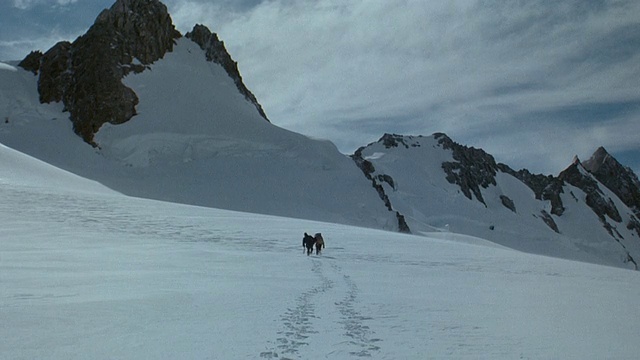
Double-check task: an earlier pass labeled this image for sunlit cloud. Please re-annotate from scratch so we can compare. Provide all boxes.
[12,0,78,9]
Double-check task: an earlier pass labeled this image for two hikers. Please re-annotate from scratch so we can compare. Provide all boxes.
[302,232,325,256]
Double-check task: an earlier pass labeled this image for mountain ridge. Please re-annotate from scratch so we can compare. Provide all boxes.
[185,24,268,122]
[353,133,640,269]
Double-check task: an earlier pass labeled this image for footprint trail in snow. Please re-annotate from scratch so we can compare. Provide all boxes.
[331,262,382,357]
[260,258,380,359]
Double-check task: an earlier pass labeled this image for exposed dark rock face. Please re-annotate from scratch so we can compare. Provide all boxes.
[582,148,640,257]
[583,147,640,217]
[21,0,181,145]
[93,0,180,65]
[396,212,411,233]
[434,133,498,207]
[38,41,72,104]
[351,144,410,233]
[185,24,269,122]
[628,216,640,235]
[376,174,396,190]
[17,51,43,74]
[560,158,623,225]
[380,133,422,149]
[625,253,638,270]
[539,210,560,233]
[500,195,516,213]
[499,165,565,216]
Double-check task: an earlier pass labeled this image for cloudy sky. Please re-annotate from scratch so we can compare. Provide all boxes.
[1,0,639,175]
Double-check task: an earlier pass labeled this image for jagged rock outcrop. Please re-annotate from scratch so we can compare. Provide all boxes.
[629,216,640,234]
[93,0,180,65]
[539,210,560,233]
[38,41,72,104]
[20,0,181,145]
[434,133,498,207]
[185,24,269,122]
[17,50,43,75]
[352,139,411,233]
[498,165,565,216]
[560,157,623,230]
[500,195,516,213]
[562,166,640,268]
[583,147,640,217]
[379,133,422,149]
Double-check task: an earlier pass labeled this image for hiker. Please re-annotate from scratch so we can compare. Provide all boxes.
[303,232,315,256]
[314,233,325,255]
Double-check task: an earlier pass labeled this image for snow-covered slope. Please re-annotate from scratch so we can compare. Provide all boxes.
[353,134,640,269]
[2,130,640,360]
[0,142,115,194]
[93,36,399,229]
[2,0,640,271]
[0,38,399,231]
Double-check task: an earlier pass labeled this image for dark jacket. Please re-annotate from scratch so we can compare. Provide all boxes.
[303,233,315,248]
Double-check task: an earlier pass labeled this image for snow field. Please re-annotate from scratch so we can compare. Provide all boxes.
[2,167,640,359]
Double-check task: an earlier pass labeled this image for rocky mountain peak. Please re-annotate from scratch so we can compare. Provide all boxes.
[93,0,180,65]
[185,24,268,122]
[18,0,181,145]
[560,157,624,230]
[17,0,272,145]
[571,155,581,166]
[583,147,640,216]
[583,147,610,172]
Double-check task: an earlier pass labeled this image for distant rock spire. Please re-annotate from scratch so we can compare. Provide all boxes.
[571,155,581,165]
[583,146,640,216]
[560,154,623,227]
[582,146,611,173]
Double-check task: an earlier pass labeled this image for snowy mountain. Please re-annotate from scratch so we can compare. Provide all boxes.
[3,126,640,360]
[2,0,640,271]
[0,0,401,232]
[352,133,640,270]
[17,0,181,145]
